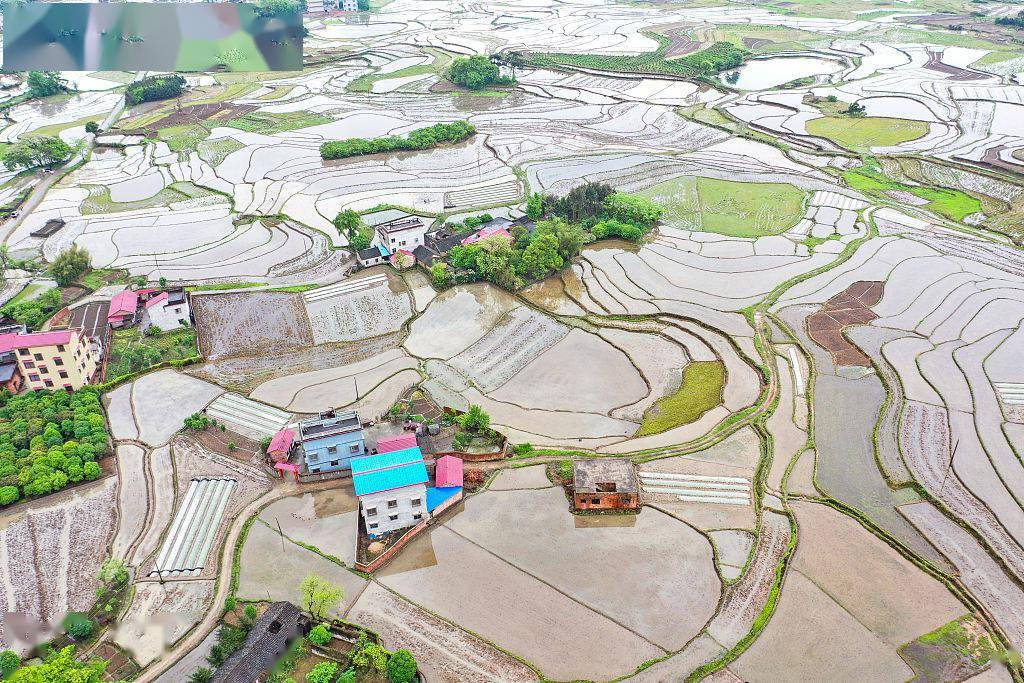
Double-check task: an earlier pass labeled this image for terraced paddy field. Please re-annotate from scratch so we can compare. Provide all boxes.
[4,1,1024,680]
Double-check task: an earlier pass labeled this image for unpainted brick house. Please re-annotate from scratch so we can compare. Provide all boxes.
[572,458,640,511]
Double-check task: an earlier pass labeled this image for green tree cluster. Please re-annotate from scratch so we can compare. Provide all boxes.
[3,135,72,171]
[305,661,337,683]
[446,55,515,90]
[125,74,186,106]
[0,287,61,330]
[7,646,106,682]
[84,121,100,134]
[333,209,373,250]
[602,192,662,228]
[26,71,64,99]
[444,213,493,234]
[447,217,585,290]
[0,388,109,506]
[255,0,306,17]
[995,10,1024,27]
[0,649,19,677]
[320,121,476,160]
[183,413,210,431]
[49,245,91,286]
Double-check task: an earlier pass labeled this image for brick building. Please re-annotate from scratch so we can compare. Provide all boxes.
[572,458,640,511]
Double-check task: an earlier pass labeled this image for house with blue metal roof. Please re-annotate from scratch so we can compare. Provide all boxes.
[351,447,428,536]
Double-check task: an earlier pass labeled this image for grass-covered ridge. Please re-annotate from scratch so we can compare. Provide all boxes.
[637,360,726,436]
[526,35,748,78]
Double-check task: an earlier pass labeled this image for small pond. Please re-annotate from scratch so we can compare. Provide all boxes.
[725,56,844,91]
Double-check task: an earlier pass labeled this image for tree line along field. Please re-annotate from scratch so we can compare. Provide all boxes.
[0,389,109,507]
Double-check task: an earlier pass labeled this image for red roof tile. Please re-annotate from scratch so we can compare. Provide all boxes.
[377,434,418,453]
[435,455,464,488]
[0,329,75,353]
[108,290,139,319]
[144,292,169,309]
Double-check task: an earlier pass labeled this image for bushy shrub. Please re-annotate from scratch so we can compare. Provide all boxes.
[307,624,331,646]
[387,649,418,683]
[183,413,210,431]
[602,193,662,228]
[305,661,337,683]
[1,649,20,677]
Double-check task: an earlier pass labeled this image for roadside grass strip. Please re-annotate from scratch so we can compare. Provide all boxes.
[205,392,292,438]
[640,471,752,506]
[151,477,237,578]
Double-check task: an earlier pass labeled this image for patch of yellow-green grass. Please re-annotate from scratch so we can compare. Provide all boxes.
[347,47,453,93]
[197,137,245,167]
[640,175,806,237]
[637,361,725,436]
[709,23,824,53]
[257,86,296,100]
[184,82,261,106]
[805,116,929,152]
[78,268,129,290]
[158,123,211,152]
[220,111,332,135]
[30,114,104,139]
[187,281,263,292]
[80,181,216,215]
[843,166,982,222]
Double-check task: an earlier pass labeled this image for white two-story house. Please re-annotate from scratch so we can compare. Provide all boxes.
[351,447,428,536]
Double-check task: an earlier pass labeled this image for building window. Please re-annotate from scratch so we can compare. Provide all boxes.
[413,513,422,520]
[63,385,73,392]
[59,371,68,379]
[18,349,29,356]
[411,498,421,507]
[327,445,337,454]
[44,380,53,388]
[592,497,600,504]
[311,467,320,473]
[33,353,42,361]
[54,357,63,366]
[387,499,398,509]
[388,514,398,521]
[330,460,339,467]
[38,366,47,374]
[369,522,378,530]
[29,374,39,382]
[57,345,65,352]
[349,444,360,454]
[366,507,377,517]
[23,361,34,368]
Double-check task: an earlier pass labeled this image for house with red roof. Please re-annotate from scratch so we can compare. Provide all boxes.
[267,428,295,463]
[461,224,513,246]
[376,433,418,454]
[107,289,139,328]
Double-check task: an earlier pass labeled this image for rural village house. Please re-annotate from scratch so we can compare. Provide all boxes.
[0,328,98,391]
[352,447,429,536]
[572,458,641,511]
[212,602,309,683]
[140,288,191,333]
[294,409,367,474]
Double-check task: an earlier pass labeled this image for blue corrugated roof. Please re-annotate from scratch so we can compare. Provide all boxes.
[427,486,462,513]
[353,461,428,496]
[377,244,390,258]
[350,447,423,475]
